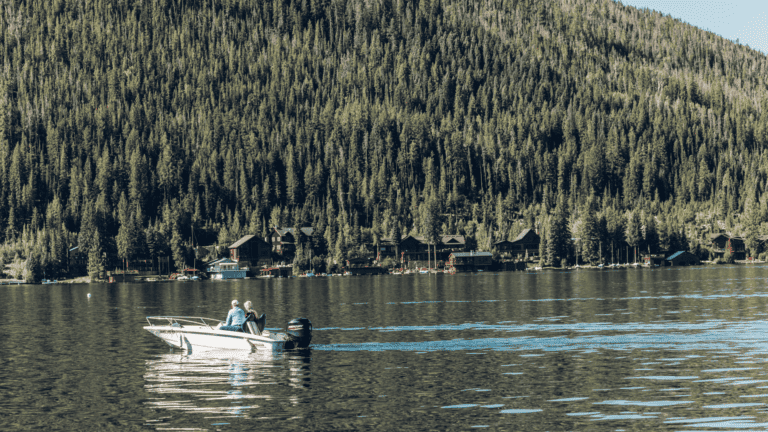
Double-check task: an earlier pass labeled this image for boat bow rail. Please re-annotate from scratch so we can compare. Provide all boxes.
[145,316,223,329]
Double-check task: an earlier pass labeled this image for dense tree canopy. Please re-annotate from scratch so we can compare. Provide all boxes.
[2,0,768,274]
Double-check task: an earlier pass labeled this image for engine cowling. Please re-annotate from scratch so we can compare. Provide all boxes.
[285,317,313,349]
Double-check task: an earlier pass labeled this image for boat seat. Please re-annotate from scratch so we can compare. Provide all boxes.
[255,313,266,334]
[242,313,266,335]
[245,321,258,335]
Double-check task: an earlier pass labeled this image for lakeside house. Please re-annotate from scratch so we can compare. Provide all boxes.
[269,227,314,257]
[667,251,701,266]
[206,257,246,279]
[644,251,701,267]
[377,237,398,259]
[643,254,666,267]
[495,229,540,259]
[398,235,431,262]
[448,251,493,272]
[378,234,467,268]
[710,233,746,260]
[260,266,292,277]
[229,234,272,272]
[440,235,467,256]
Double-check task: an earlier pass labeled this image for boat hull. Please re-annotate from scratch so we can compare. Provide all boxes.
[144,325,289,352]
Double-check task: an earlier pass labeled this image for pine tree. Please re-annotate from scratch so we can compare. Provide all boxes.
[625,211,642,263]
[87,229,104,281]
[171,226,186,271]
[5,204,17,241]
[538,225,548,267]
[605,207,626,264]
[743,195,761,257]
[643,214,659,254]
[25,250,43,283]
[333,231,346,267]
[116,213,137,262]
[580,198,601,265]
[391,220,402,266]
[422,190,440,267]
[548,195,571,266]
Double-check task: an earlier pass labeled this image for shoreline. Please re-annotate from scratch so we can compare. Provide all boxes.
[3,260,766,284]
[0,276,92,285]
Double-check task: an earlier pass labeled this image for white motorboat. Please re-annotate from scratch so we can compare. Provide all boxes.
[144,315,313,352]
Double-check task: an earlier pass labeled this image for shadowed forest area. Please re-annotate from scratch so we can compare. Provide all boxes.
[2,0,768,278]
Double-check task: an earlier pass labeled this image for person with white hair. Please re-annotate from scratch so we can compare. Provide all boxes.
[241,300,263,335]
[243,300,258,318]
[219,299,246,331]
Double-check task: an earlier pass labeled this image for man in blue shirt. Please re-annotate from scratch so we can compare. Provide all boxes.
[220,299,246,331]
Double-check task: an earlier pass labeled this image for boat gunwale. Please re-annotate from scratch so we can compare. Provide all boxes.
[144,324,289,344]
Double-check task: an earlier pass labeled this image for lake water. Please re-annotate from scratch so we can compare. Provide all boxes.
[3,266,768,430]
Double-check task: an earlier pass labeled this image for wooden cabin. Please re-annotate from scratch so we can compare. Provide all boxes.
[643,254,666,267]
[229,235,272,269]
[503,229,541,259]
[438,235,467,259]
[448,251,493,272]
[710,233,746,260]
[269,227,314,257]
[666,251,700,266]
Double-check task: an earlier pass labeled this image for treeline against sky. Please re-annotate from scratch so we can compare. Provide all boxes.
[2,0,768,275]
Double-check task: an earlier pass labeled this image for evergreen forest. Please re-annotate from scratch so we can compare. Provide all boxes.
[2,0,768,279]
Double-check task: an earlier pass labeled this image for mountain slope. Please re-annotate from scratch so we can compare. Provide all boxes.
[0,0,766,272]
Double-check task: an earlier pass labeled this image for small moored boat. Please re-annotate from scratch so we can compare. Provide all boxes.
[144,314,312,352]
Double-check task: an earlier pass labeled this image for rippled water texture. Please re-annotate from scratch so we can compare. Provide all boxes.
[4,265,768,430]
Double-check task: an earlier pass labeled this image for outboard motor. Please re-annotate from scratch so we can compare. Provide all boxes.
[285,317,313,349]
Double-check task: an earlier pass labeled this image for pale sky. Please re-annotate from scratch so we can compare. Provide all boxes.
[619,1,768,54]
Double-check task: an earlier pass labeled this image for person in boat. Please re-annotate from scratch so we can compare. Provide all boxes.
[219,299,246,331]
[243,300,258,320]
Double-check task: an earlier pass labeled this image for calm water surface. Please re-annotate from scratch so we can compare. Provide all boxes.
[4,266,768,430]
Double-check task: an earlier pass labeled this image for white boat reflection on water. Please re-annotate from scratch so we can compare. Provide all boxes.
[143,349,312,420]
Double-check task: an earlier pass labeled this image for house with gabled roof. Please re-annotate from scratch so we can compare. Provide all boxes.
[498,228,540,259]
[667,251,700,266]
[376,234,467,267]
[206,257,238,273]
[206,257,247,279]
[376,237,399,260]
[440,235,466,252]
[229,234,272,270]
[710,233,746,260]
[269,227,314,258]
[399,235,429,262]
[494,240,515,253]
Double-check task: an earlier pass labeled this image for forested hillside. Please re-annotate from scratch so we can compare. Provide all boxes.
[2,0,768,275]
